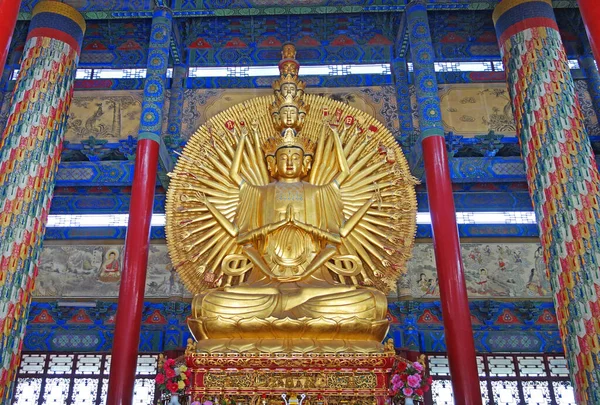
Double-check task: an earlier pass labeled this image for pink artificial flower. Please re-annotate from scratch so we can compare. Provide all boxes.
[155,374,165,384]
[165,358,176,367]
[391,374,401,384]
[403,387,413,397]
[407,374,422,388]
[412,362,423,372]
[392,380,404,391]
[203,401,213,405]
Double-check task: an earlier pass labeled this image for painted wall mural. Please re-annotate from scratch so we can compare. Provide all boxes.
[403,243,551,299]
[36,243,188,299]
[4,82,595,144]
[408,81,598,138]
[438,83,515,136]
[64,90,143,142]
[35,242,551,300]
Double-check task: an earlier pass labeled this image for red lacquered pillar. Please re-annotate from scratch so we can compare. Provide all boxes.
[406,1,482,403]
[106,6,172,405]
[577,0,600,63]
[0,0,22,78]
[422,137,481,404]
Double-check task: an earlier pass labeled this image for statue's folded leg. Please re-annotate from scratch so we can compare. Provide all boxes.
[193,289,279,319]
[294,287,388,321]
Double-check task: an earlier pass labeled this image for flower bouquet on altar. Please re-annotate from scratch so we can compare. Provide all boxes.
[155,356,192,405]
[390,356,432,404]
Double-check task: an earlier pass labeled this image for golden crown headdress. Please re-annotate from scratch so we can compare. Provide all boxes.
[263,128,316,157]
[265,43,314,156]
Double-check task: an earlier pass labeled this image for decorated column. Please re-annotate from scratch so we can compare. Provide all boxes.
[0,0,22,78]
[0,1,84,402]
[405,1,482,403]
[577,0,600,63]
[391,58,414,146]
[165,63,187,152]
[107,6,172,405]
[579,53,600,124]
[493,0,600,402]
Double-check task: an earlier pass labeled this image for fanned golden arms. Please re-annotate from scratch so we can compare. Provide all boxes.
[166,44,417,354]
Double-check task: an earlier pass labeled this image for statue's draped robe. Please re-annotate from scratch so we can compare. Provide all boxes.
[196,181,387,321]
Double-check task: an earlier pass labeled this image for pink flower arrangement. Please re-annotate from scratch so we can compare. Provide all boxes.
[155,356,190,398]
[390,358,432,403]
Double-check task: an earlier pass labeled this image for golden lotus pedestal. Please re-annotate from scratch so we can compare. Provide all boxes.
[188,316,390,354]
[185,349,396,405]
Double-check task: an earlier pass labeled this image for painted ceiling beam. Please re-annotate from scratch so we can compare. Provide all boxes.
[54,156,600,187]
[16,1,578,21]
[47,188,533,216]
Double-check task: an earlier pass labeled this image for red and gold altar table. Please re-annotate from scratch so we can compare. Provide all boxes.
[185,348,397,405]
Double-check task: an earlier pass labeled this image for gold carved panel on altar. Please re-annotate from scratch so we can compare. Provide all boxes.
[203,371,377,390]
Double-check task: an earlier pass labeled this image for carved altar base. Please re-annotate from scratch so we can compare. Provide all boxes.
[186,349,397,405]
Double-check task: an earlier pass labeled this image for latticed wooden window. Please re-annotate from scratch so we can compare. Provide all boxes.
[12,352,159,405]
[428,353,574,405]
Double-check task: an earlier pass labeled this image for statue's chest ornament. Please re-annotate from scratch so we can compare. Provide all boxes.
[275,182,304,203]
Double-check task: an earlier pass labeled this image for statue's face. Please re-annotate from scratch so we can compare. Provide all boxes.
[275,147,304,179]
[280,106,298,127]
[281,83,296,97]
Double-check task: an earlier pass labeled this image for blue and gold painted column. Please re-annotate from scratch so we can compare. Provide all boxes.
[406,2,481,403]
[494,1,600,402]
[0,2,84,401]
[165,63,187,152]
[579,53,600,126]
[391,58,414,146]
[107,7,172,404]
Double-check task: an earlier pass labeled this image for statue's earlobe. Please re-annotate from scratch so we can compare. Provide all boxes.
[302,155,313,177]
[266,156,277,177]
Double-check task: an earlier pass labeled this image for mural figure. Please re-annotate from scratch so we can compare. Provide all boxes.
[526,268,547,296]
[476,268,489,294]
[98,248,121,282]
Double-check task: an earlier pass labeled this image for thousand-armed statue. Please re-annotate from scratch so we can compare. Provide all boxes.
[166,44,417,354]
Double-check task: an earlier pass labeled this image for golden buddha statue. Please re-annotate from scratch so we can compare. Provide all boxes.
[166,44,417,353]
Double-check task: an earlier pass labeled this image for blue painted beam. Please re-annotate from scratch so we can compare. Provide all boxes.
[55,161,135,187]
[16,1,579,21]
[55,157,527,187]
[48,188,532,216]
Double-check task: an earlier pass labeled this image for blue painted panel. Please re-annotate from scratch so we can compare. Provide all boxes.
[25,300,561,353]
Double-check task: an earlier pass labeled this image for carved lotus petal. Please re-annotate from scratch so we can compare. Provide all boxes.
[338,317,374,340]
[289,338,318,354]
[319,339,348,353]
[228,339,260,353]
[345,340,384,353]
[272,317,305,338]
[187,318,209,341]
[238,316,274,338]
[370,319,391,341]
[256,339,287,353]
[304,317,340,340]
[202,316,241,339]
[195,338,229,354]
